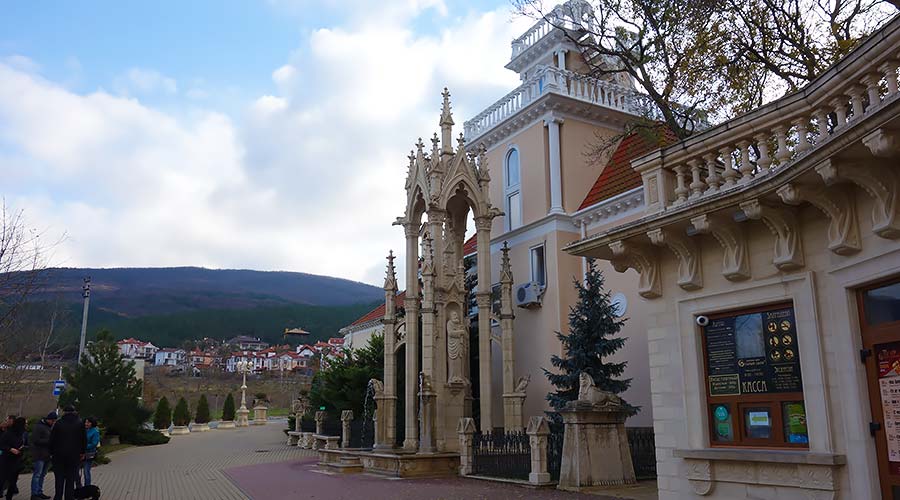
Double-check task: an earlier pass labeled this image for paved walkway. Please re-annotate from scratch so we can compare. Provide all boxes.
[17,420,314,499]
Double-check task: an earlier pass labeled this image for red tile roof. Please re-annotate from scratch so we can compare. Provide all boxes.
[462,235,477,257]
[577,127,677,211]
[349,291,407,327]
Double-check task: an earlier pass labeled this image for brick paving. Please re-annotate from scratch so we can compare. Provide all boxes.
[16,420,314,500]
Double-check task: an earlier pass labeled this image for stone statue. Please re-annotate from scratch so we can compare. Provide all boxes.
[577,372,624,409]
[419,372,434,393]
[369,378,385,398]
[447,310,469,384]
[514,374,530,393]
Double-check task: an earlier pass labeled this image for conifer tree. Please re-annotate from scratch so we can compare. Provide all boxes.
[172,397,190,427]
[195,394,211,424]
[153,397,172,430]
[544,259,636,416]
[222,393,236,422]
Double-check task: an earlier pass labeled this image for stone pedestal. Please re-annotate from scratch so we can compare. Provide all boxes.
[218,420,236,430]
[456,417,476,476]
[526,416,552,485]
[192,422,210,432]
[170,426,190,435]
[503,392,526,432]
[252,405,268,425]
[341,410,354,448]
[373,395,395,450]
[418,392,436,454]
[315,410,327,435]
[558,401,635,491]
[236,407,250,427]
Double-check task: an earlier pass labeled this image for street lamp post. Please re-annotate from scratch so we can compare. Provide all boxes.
[236,360,251,427]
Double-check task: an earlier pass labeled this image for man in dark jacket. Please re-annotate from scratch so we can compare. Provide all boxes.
[49,406,84,500]
[30,412,56,500]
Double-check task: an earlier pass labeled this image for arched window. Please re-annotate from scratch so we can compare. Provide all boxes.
[505,148,522,230]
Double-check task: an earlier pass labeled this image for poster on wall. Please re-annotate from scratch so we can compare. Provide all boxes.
[704,306,803,396]
[877,341,900,473]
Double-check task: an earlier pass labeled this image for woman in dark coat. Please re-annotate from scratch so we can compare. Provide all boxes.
[0,417,27,500]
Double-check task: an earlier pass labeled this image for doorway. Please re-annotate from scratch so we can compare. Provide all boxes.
[859,277,900,499]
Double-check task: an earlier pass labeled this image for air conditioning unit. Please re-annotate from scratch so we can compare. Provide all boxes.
[515,282,545,309]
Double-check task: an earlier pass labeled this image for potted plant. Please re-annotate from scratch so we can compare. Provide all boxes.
[218,393,236,429]
[170,397,191,435]
[193,394,211,432]
[153,397,173,436]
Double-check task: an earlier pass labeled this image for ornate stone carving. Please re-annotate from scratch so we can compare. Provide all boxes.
[740,199,805,270]
[685,459,714,496]
[777,183,861,255]
[369,379,384,398]
[647,227,702,290]
[609,240,661,299]
[574,372,625,409]
[690,214,750,281]
[446,310,469,385]
[863,128,900,158]
[514,374,530,393]
[817,159,900,239]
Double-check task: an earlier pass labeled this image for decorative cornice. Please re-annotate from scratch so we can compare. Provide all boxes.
[572,187,644,228]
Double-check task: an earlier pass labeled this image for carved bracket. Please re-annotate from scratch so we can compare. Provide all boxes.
[817,159,900,239]
[777,183,861,255]
[690,214,750,281]
[647,228,702,290]
[862,128,900,158]
[609,240,661,298]
[739,199,805,270]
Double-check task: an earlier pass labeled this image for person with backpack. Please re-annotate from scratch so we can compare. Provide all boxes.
[49,406,84,500]
[0,417,27,500]
[30,412,57,500]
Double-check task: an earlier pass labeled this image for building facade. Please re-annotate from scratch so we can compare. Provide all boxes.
[565,17,900,500]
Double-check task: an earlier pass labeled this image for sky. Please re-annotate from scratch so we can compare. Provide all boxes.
[0,0,537,287]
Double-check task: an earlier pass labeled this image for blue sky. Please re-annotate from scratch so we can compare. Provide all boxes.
[0,0,534,285]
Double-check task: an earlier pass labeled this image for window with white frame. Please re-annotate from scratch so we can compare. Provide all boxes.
[530,244,546,287]
[505,148,522,230]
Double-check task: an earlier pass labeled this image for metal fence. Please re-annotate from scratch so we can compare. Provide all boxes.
[472,430,530,480]
[627,427,657,480]
[348,418,375,449]
[547,424,565,481]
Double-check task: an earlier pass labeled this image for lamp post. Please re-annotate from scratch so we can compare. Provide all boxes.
[235,360,251,427]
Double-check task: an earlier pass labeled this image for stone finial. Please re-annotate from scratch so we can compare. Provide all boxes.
[457,132,466,151]
[383,250,398,291]
[441,88,454,155]
[456,417,477,434]
[416,137,425,155]
[440,87,454,126]
[341,410,354,422]
[500,241,513,284]
[431,132,441,158]
[526,415,550,436]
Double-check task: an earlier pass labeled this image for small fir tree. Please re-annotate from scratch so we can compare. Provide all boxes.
[544,259,637,417]
[195,394,211,424]
[153,397,172,430]
[222,393,236,422]
[172,397,191,427]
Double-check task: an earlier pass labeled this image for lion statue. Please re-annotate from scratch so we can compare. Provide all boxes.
[577,372,625,408]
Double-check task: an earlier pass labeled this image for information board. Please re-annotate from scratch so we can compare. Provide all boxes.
[877,341,900,472]
[704,306,803,396]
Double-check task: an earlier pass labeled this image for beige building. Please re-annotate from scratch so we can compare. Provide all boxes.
[565,16,900,500]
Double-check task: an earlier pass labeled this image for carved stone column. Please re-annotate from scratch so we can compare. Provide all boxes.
[381,252,398,449]
[527,416,552,485]
[314,411,326,435]
[457,417,477,476]
[499,243,523,430]
[418,374,437,454]
[404,223,420,451]
[341,410,353,449]
[475,216,493,432]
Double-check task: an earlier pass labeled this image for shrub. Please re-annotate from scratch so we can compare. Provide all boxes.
[195,394,210,424]
[153,397,172,430]
[172,397,191,427]
[222,393,236,421]
[125,429,170,446]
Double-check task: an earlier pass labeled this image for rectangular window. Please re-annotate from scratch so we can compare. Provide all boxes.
[507,191,522,230]
[530,245,546,286]
[702,303,807,448]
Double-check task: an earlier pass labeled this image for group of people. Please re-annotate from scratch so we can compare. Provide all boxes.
[0,406,100,500]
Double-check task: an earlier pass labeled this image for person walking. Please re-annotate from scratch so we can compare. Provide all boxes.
[49,407,84,500]
[0,416,16,498]
[0,417,27,500]
[29,412,56,500]
[80,419,99,488]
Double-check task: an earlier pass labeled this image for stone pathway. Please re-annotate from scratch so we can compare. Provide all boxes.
[17,420,313,500]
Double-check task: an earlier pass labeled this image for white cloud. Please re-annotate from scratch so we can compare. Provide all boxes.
[114,67,178,95]
[1,2,532,286]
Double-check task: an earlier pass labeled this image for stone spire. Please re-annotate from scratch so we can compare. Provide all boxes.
[440,88,454,156]
[384,250,398,292]
[500,241,513,284]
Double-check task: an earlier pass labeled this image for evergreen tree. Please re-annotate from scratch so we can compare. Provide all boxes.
[309,333,384,416]
[195,394,210,424]
[153,397,172,430]
[222,393,236,421]
[544,259,637,416]
[172,397,190,427]
[60,329,150,439]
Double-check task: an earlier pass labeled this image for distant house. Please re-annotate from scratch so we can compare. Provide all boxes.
[340,291,406,350]
[226,335,269,351]
[154,348,187,367]
[225,351,266,373]
[189,349,216,369]
[117,338,159,360]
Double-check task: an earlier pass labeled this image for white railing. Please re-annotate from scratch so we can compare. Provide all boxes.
[464,66,639,140]
[510,0,594,59]
[635,16,900,213]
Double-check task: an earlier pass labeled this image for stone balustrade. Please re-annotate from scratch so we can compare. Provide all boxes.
[635,27,900,215]
[510,0,594,59]
[463,66,639,141]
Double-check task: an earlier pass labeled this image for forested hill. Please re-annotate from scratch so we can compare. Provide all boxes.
[25,267,382,351]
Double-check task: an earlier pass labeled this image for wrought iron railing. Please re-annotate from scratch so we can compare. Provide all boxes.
[627,427,657,480]
[348,418,375,449]
[472,430,530,480]
[547,423,565,481]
